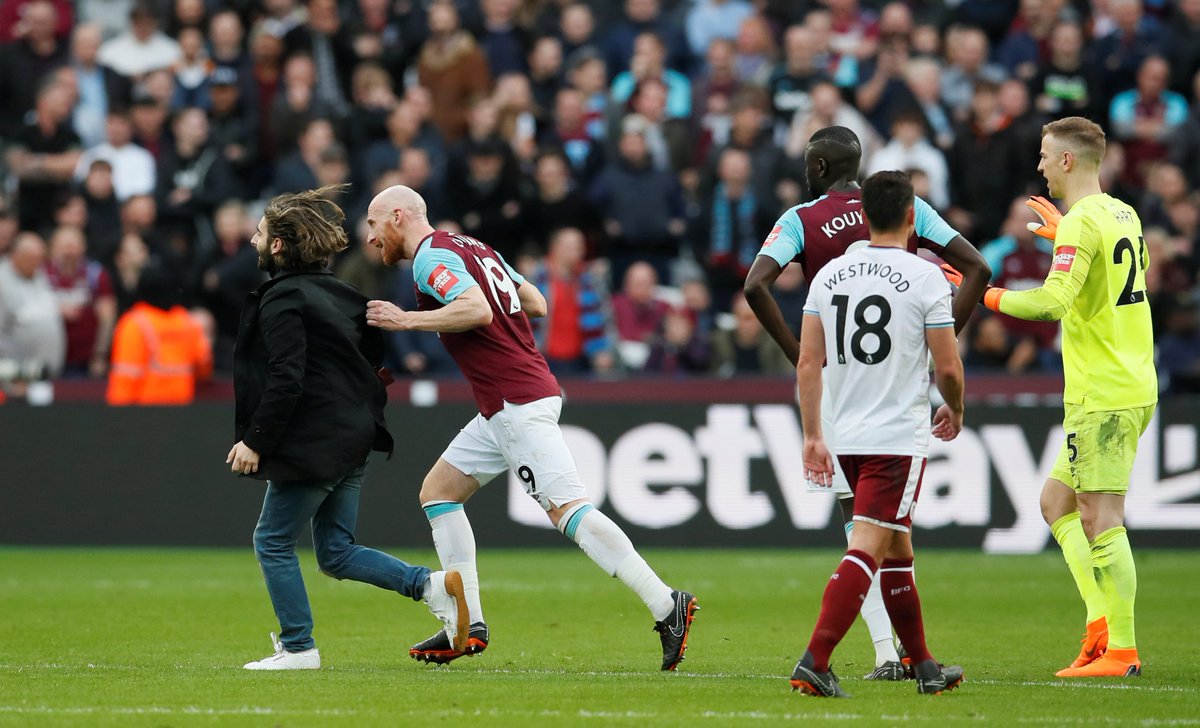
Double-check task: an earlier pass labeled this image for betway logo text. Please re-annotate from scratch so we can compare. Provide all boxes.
[507,405,1200,553]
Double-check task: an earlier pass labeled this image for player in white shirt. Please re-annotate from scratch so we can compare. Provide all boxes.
[789,171,966,698]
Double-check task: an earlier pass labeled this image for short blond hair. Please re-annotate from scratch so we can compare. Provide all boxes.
[1042,116,1106,167]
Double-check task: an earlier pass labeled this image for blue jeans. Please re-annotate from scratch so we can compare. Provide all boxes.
[252,460,431,651]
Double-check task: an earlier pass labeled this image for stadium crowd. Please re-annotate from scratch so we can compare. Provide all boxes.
[1,0,1200,398]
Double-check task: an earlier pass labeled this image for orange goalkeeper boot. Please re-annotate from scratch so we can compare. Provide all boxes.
[1056,648,1140,678]
[1058,616,1108,674]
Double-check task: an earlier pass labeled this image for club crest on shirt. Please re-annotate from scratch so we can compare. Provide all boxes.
[429,263,459,297]
[763,225,782,247]
[1052,246,1077,272]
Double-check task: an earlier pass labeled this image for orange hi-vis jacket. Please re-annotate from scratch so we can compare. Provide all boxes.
[106,303,213,405]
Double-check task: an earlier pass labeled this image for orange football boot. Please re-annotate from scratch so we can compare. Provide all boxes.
[1061,616,1108,672]
[1056,648,1140,678]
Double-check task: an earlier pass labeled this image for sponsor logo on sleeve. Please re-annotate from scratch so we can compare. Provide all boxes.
[763,225,782,247]
[429,263,459,297]
[1051,246,1077,272]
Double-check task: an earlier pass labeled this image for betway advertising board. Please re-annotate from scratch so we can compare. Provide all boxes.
[0,401,1196,549]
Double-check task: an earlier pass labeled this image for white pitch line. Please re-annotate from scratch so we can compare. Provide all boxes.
[971,678,1195,694]
[0,706,358,717]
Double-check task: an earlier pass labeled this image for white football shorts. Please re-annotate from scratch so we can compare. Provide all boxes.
[441,395,587,511]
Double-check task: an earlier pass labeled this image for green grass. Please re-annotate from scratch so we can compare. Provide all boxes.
[1,548,1198,726]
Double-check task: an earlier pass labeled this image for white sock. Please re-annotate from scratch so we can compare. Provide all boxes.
[844,517,900,665]
[423,500,484,624]
[559,503,674,620]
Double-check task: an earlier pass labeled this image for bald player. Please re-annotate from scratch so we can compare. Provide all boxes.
[363,186,698,671]
[744,126,991,679]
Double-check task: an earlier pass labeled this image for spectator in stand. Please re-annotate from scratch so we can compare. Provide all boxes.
[1093,0,1169,111]
[691,147,775,312]
[903,57,954,151]
[97,1,181,78]
[733,14,777,88]
[940,25,1008,123]
[448,137,525,259]
[528,35,564,115]
[69,23,131,150]
[995,0,1061,82]
[1169,0,1200,94]
[1140,163,1190,231]
[525,149,604,256]
[283,0,359,119]
[76,107,156,202]
[999,79,1044,193]
[479,0,529,76]
[1030,20,1100,122]
[611,32,692,121]
[1110,55,1190,190]
[591,114,685,286]
[267,52,333,161]
[156,106,238,248]
[169,26,214,110]
[947,80,1024,240]
[685,0,753,61]
[767,26,829,134]
[0,233,65,377]
[80,160,121,266]
[602,0,688,78]
[977,197,1058,373]
[707,88,790,212]
[417,0,491,143]
[45,225,115,377]
[106,262,212,405]
[826,0,879,64]
[208,66,260,196]
[0,204,15,259]
[1167,71,1200,190]
[129,89,170,160]
[394,149,449,223]
[0,0,71,42]
[855,35,916,137]
[566,47,608,141]
[1157,294,1200,393]
[111,231,151,313]
[273,116,334,194]
[867,112,949,210]
[617,77,693,175]
[693,38,740,161]
[787,80,880,166]
[336,217,393,300]
[249,27,285,161]
[680,276,716,345]
[556,2,597,60]
[611,260,669,370]
[209,11,255,101]
[802,8,860,89]
[528,227,614,375]
[362,99,447,193]
[646,306,712,375]
[343,61,399,152]
[493,72,541,165]
[197,201,263,372]
[539,86,605,186]
[711,291,792,377]
[0,0,68,137]
[964,314,1020,372]
[7,77,81,231]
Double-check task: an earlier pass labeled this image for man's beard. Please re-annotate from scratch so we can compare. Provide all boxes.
[257,248,278,274]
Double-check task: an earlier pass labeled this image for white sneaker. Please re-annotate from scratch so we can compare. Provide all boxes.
[425,570,469,652]
[243,632,321,670]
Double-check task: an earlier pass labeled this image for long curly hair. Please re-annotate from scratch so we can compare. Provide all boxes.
[261,185,349,270]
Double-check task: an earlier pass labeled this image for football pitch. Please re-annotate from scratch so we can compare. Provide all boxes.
[1,548,1197,726]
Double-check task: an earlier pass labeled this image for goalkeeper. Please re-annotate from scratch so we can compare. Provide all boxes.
[979,117,1156,678]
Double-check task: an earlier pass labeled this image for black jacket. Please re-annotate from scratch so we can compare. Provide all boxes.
[233,269,393,482]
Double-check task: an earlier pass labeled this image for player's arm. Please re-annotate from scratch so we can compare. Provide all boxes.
[516,282,547,318]
[797,312,834,486]
[938,235,990,334]
[745,256,801,364]
[927,325,964,441]
[984,215,1094,322]
[745,213,805,364]
[368,285,493,332]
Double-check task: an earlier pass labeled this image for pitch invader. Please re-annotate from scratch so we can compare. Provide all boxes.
[791,171,965,698]
[363,185,697,671]
[981,117,1156,678]
[744,126,990,680]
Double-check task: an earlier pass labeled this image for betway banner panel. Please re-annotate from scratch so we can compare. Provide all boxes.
[0,402,1196,550]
